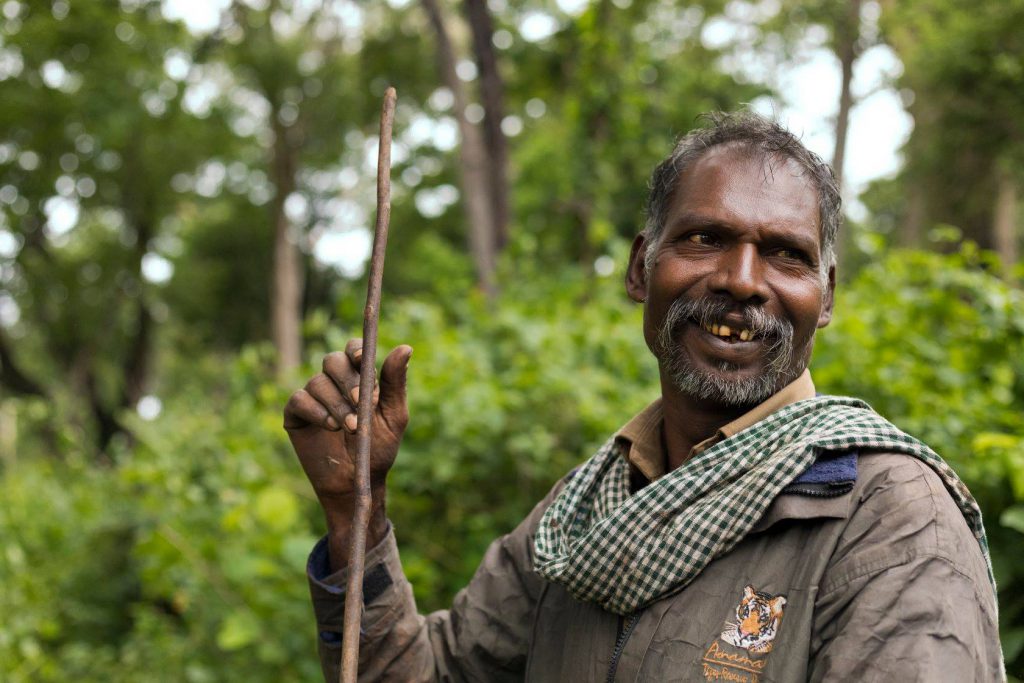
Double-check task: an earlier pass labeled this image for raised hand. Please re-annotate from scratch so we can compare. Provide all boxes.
[284,339,413,570]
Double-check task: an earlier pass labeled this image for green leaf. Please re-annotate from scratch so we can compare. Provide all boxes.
[1001,506,1024,535]
[1002,627,1024,665]
[254,486,298,532]
[973,432,1021,452]
[217,610,260,651]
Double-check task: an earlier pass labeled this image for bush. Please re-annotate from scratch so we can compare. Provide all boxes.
[1,348,322,682]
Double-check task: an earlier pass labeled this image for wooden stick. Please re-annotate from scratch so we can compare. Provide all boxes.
[340,86,396,683]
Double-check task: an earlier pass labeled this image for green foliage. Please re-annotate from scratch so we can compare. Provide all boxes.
[0,0,239,449]
[1,259,658,681]
[2,348,322,682]
[508,0,764,267]
[165,200,274,349]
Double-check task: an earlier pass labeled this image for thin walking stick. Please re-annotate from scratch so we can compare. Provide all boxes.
[340,86,397,683]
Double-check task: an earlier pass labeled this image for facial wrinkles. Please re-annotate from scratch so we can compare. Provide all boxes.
[643,157,829,284]
[653,295,807,406]
[643,231,830,288]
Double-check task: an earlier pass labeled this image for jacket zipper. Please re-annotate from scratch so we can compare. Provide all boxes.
[606,613,640,683]
[781,481,854,498]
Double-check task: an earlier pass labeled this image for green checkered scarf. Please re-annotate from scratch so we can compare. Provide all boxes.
[533,396,992,616]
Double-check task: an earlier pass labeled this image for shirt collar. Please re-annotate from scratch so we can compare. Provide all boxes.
[615,369,816,483]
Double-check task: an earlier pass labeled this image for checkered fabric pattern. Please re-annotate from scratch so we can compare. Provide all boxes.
[533,395,993,616]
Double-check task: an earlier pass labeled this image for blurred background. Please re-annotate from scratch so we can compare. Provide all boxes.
[1,0,1023,680]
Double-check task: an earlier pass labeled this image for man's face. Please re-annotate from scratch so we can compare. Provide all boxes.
[626,145,835,407]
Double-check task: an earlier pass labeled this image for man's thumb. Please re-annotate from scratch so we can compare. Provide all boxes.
[379,345,413,415]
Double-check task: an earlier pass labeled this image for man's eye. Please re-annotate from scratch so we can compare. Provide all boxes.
[774,248,806,261]
[686,232,716,245]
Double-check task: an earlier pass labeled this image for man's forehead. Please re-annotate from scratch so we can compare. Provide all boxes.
[681,143,815,191]
[669,145,819,221]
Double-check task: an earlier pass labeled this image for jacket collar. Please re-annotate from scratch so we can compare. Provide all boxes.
[614,371,857,527]
[615,370,816,481]
[751,488,851,532]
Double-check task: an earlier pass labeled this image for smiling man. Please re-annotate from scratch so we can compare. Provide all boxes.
[286,112,1004,682]
[627,132,836,472]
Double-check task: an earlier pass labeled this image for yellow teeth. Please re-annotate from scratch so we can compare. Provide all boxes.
[701,321,754,341]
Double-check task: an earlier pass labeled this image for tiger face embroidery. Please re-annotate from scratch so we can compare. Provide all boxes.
[720,585,787,654]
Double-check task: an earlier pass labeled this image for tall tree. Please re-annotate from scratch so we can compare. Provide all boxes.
[204,0,436,372]
[830,0,862,191]
[505,0,762,267]
[214,0,311,379]
[421,0,499,296]
[749,0,877,265]
[883,0,1024,269]
[268,108,304,377]
[464,0,511,250]
[0,0,230,453]
[994,165,1020,274]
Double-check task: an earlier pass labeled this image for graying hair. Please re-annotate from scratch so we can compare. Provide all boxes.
[642,111,841,282]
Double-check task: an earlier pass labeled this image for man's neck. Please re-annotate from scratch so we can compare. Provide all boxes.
[659,380,756,472]
[642,370,815,475]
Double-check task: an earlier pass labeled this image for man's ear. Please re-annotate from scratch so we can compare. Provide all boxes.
[625,233,649,303]
[817,264,836,328]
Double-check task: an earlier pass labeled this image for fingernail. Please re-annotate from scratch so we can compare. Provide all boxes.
[353,348,362,361]
[325,416,339,430]
[344,414,358,431]
[350,386,359,403]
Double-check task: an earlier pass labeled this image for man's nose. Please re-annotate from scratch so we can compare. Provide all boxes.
[707,244,768,303]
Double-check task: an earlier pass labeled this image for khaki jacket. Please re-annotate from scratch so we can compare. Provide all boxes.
[308,451,1003,682]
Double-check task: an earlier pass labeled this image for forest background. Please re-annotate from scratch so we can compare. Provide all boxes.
[2,0,1024,680]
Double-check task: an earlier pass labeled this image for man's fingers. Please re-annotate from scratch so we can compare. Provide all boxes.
[345,339,363,368]
[319,342,406,431]
[378,345,413,425]
[284,389,339,431]
[305,373,355,432]
[322,351,361,407]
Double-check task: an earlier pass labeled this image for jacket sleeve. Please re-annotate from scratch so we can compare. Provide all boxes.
[808,454,1004,682]
[307,483,563,682]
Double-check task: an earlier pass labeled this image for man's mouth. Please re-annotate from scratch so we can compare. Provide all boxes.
[695,319,756,343]
[655,297,799,405]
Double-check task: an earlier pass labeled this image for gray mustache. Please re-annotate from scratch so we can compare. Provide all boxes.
[652,296,804,406]
[657,297,793,348]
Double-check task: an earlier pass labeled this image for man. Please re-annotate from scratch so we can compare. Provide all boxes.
[284,112,1003,681]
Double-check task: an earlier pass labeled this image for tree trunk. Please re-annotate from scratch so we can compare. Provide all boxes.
[463,0,510,250]
[901,181,928,248]
[831,0,860,264]
[0,400,16,467]
[0,329,46,398]
[830,5,858,190]
[421,0,498,297]
[993,166,1019,276]
[121,216,155,412]
[83,148,158,456]
[84,365,121,462]
[269,115,305,379]
[567,0,615,270]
